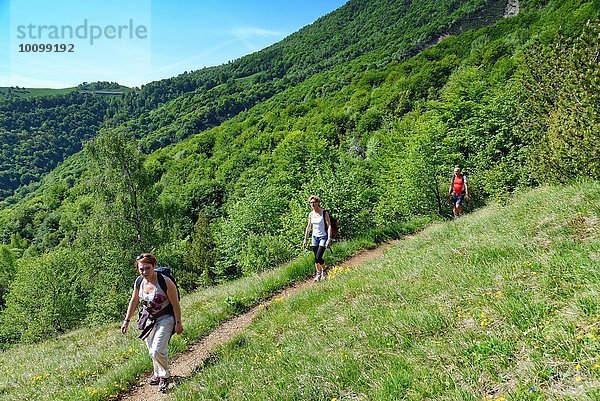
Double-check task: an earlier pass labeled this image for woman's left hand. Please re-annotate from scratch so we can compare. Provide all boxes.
[175,321,183,334]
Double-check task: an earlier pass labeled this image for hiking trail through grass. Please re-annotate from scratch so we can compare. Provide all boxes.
[120,240,400,400]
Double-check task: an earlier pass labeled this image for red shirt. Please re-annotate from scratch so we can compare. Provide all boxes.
[452,174,465,195]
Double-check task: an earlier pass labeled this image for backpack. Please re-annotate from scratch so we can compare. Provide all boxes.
[324,210,339,239]
[451,173,467,195]
[135,266,181,301]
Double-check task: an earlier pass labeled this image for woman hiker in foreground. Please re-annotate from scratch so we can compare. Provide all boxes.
[120,253,183,392]
[303,195,333,282]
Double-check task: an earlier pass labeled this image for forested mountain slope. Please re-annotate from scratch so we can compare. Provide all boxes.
[0,0,597,348]
[0,0,505,202]
[0,89,121,200]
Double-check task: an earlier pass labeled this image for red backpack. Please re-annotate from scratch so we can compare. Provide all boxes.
[324,210,339,239]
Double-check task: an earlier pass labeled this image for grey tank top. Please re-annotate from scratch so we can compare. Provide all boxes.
[311,211,327,237]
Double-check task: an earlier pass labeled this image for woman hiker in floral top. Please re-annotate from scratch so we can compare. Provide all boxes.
[120,253,183,392]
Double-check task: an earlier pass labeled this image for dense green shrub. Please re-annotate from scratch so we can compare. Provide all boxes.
[0,250,89,344]
[518,20,599,183]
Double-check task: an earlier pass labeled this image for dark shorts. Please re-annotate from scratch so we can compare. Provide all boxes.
[451,194,465,206]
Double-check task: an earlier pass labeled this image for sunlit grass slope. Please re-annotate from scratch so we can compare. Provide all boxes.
[0,219,427,401]
[176,181,599,400]
[0,87,77,99]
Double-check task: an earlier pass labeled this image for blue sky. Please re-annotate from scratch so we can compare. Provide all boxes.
[0,0,346,88]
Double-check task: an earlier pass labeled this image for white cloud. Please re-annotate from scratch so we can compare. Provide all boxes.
[228,26,284,53]
[0,73,72,88]
[230,27,282,39]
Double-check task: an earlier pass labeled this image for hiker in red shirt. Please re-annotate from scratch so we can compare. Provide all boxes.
[447,167,470,217]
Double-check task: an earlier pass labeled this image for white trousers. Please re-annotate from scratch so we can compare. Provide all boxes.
[145,314,175,378]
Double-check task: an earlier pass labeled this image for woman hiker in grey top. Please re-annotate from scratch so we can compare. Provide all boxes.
[303,195,333,282]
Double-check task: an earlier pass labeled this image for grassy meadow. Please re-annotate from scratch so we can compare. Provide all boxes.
[0,220,426,401]
[0,182,597,400]
[0,87,78,99]
[0,86,133,99]
[174,182,599,400]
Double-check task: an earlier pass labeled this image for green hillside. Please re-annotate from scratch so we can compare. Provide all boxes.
[0,0,598,350]
[127,0,509,152]
[0,182,596,400]
[0,0,504,202]
[0,83,131,100]
[0,87,78,99]
[0,82,133,200]
[174,181,599,400]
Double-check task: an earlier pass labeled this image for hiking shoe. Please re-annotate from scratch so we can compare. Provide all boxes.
[314,272,320,282]
[158,377,169,392]
[320,269,327,281]
[147,375,159,385]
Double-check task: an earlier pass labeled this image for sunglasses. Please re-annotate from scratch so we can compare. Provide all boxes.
[309,201,318,204]
[136,254,155,261]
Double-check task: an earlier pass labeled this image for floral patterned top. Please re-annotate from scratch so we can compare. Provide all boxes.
[139,278,171,315]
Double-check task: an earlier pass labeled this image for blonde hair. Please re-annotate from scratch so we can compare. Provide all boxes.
[308,195,321,204]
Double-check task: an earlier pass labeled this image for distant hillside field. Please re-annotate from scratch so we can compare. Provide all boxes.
[0,83,132,100]
[0,87,78,99]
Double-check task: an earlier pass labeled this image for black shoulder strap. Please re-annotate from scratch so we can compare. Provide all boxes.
[136,273,168,294]
[156,272,168,294]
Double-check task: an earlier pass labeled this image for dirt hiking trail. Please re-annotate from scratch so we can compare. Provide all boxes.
[121,240,400,401]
